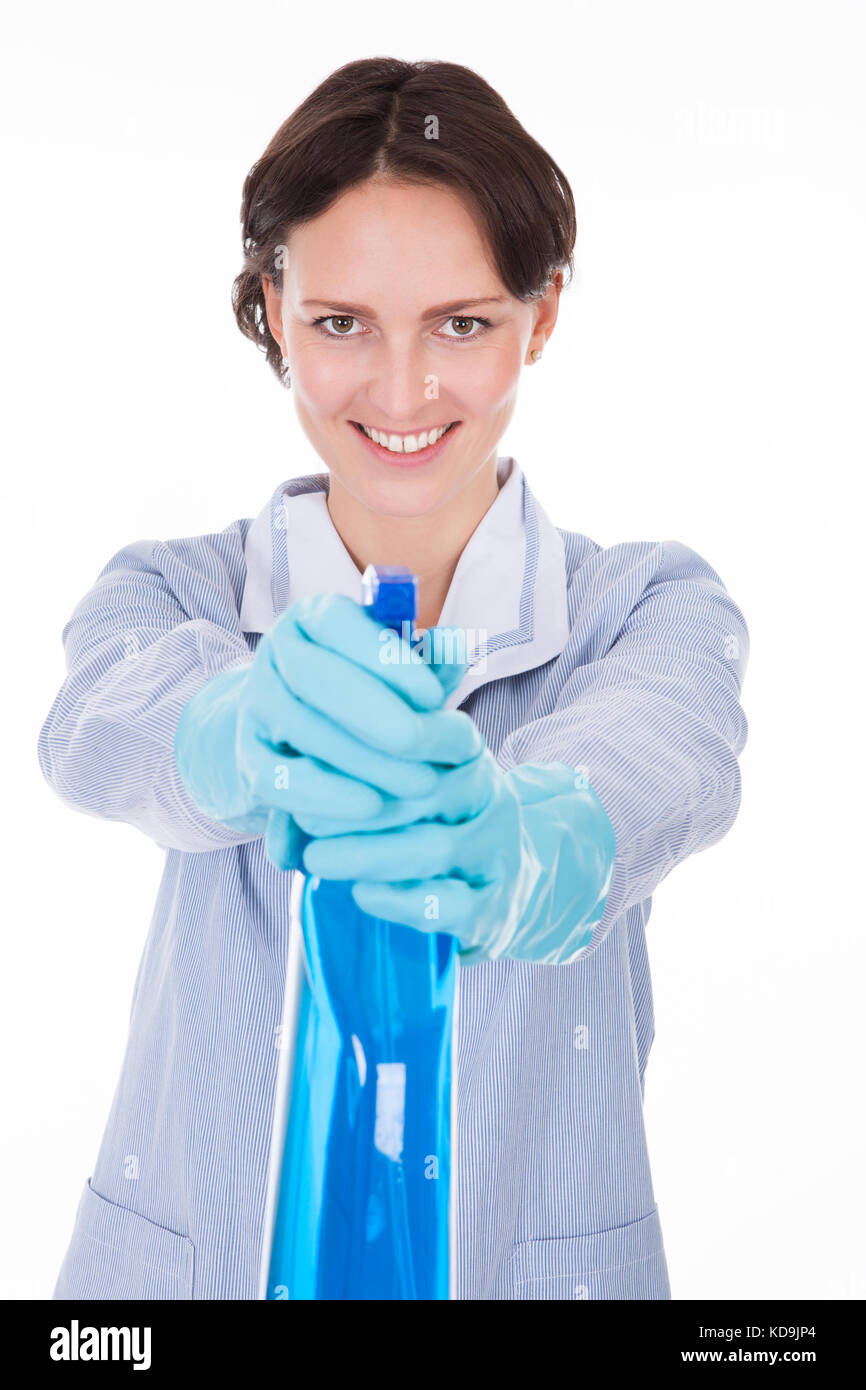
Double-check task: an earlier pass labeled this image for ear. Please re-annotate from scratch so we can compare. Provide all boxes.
[261,275,286,355]
[528,270,563,357]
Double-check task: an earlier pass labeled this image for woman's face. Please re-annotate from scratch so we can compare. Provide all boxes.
[263,177,559,519]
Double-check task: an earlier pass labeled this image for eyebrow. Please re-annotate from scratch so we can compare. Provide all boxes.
[300,296,509,319]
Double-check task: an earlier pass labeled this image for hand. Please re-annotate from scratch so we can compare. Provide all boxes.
[301,750,617,965]
[174,594,482,868]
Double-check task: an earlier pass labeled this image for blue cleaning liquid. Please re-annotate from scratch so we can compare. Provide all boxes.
[263,566,459,1300]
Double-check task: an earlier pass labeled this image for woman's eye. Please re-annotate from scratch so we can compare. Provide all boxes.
[312,315,363,337]
[439,316,491,340]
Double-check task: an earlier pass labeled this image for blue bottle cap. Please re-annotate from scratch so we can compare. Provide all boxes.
[361,564,418,632]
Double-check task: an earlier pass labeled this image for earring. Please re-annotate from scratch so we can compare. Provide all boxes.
[281,355,291,387]
[531,349,543,362]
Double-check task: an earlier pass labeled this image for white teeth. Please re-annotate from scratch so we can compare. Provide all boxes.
[361,423,453,453]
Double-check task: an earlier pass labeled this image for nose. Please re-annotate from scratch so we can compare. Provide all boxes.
[364,337,434,427]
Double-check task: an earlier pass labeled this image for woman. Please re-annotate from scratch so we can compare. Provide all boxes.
[39,56,749,1300]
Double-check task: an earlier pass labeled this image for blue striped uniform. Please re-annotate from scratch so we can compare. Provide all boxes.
[38,457,749,1300]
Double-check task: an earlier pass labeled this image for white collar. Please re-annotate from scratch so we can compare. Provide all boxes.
[239,456,569,708]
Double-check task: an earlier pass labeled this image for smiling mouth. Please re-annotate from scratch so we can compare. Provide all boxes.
[350,420,459,454]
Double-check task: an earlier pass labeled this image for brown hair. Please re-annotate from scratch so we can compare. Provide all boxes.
[231,57,577,387]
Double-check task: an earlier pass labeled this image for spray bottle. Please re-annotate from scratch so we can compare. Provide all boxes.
[259,565,459,1300]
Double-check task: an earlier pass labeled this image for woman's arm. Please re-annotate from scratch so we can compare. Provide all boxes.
[37,529,265,853]
[495,538,750,959]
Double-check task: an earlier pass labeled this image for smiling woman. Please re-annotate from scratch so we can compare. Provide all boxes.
[40,55,750,1304]
[231,58,575,625]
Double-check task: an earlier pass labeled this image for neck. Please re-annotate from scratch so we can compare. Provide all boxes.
[327,453,502,630]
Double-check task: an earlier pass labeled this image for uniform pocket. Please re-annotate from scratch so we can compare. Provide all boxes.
[53,1178,195,1300]
[509,1205,670,1300]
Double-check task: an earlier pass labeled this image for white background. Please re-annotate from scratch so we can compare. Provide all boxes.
[2,0,864,1300]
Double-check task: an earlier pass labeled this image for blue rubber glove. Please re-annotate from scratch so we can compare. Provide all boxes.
[301,749,617,965]
[174,595,481,869]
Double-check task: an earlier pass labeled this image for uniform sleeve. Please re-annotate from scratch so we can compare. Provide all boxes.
[36,532,265,854]
[494,539,749,959]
